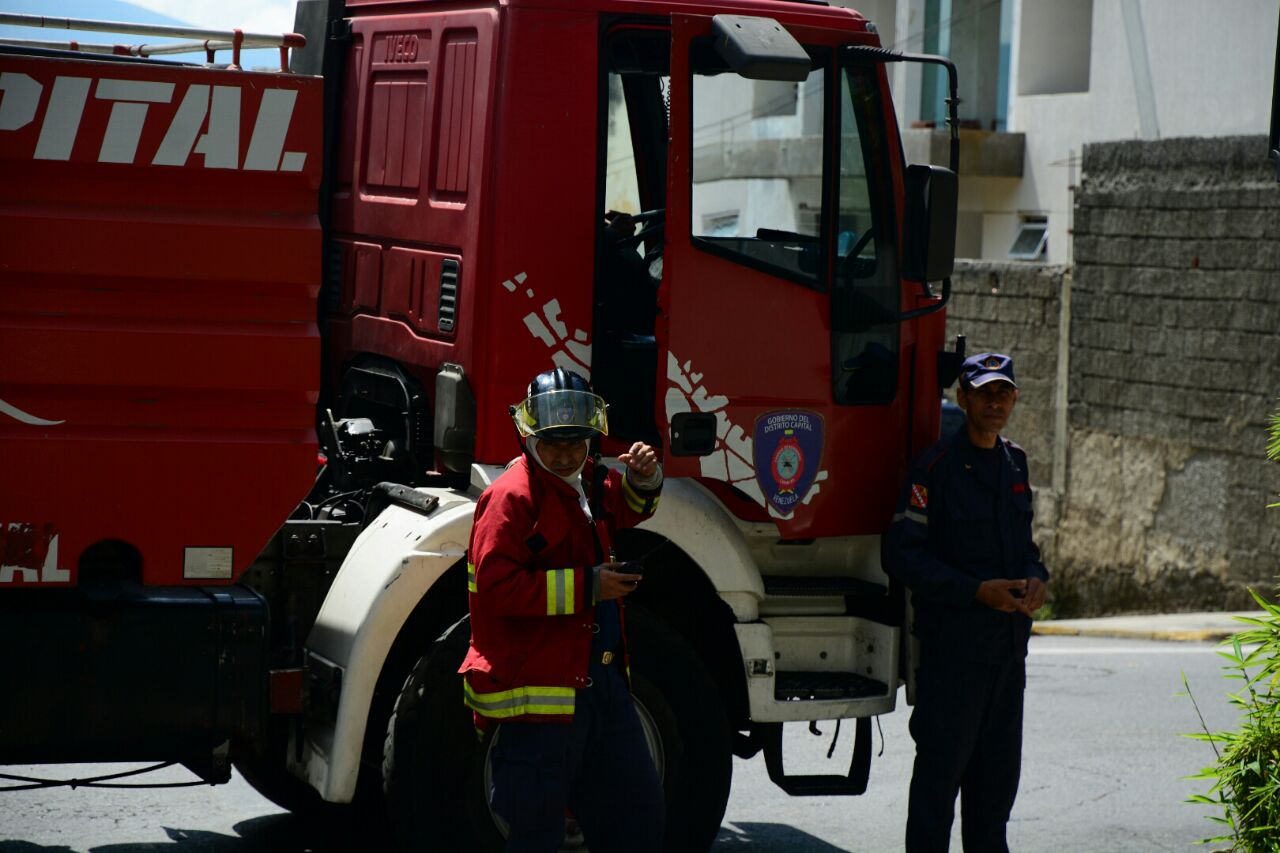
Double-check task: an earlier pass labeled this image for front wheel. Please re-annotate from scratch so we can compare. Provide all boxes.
[383,610,733,852]
[626,606,733,851]
[382,616,498,852]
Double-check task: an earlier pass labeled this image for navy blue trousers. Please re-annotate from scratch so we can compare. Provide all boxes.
[489,660,665,853]
[906,654,1025,853]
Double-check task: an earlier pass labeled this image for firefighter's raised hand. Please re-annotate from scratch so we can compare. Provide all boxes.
[596,562,642,600]
[619,442,658,479]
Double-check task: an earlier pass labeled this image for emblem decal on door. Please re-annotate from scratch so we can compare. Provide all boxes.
[666,356,828,519]
[753,410,825,517]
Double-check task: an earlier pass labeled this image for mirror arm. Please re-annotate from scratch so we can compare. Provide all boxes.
[844,47,960,175]
[844,46,959,323]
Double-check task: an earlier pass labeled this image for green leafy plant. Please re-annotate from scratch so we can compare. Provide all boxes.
[1269,406,1280,507]
[1182,407,1280,849]
[1186,591,1280,850]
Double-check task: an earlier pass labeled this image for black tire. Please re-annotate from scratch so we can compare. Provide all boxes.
[383,610,733,853]
[626,606,733,852]
[383,616,504,852]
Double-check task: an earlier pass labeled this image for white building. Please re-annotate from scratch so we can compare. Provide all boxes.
[856,0,1278,264]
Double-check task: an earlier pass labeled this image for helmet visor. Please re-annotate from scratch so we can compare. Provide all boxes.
[513,389,609,438]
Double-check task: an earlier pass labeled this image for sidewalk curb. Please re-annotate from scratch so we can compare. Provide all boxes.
[1032,624,1236,643]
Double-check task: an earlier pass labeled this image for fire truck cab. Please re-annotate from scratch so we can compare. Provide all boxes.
[0,1,959,848]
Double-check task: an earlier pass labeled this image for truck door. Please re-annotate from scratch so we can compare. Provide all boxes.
[661,14,907,538]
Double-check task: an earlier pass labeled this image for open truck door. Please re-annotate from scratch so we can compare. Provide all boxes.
[659,12,925,539]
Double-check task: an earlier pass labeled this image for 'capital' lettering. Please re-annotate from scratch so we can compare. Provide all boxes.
[95,78,175,164]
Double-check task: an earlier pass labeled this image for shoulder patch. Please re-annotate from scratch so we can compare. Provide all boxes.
[910,483,929,509]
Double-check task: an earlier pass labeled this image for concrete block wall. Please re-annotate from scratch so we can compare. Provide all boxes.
[944,260,1064,490]
[1060,136,1280,615]
[942,136,1280,616]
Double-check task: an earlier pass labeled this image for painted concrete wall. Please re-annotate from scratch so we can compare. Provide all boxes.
[849,0,1278,264]
[1007,0,1277,266]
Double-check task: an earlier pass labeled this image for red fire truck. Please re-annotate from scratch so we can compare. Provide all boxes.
[0,1,960,848]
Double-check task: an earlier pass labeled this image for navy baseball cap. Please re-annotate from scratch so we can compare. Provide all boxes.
[960,352,1017,389]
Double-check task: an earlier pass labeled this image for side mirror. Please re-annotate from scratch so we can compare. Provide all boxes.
[902,164,957,283]
[711,15,811,82]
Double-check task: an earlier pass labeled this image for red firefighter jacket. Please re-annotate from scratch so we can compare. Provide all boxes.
[459,454,661,726]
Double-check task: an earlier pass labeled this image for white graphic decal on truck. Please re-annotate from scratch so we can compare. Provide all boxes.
[665,353,827,520]
[0,523,68,584]
[502,271,592,378]
[0,398,64,426]
[0,71,307,171]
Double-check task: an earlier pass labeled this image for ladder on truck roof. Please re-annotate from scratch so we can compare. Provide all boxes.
[0,12,304,72]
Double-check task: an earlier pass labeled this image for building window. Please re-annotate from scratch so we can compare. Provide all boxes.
[1008,216,1048,260]
[1017,0,1093,95]
[920,0,1009,131]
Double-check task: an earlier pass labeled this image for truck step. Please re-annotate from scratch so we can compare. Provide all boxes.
[761,576,903,627]
[762,576,886,597]
[774,671,889,702]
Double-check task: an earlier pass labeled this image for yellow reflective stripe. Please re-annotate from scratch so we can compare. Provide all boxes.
[467,561,478,593]
[545,568,575,615]
[622,475,659,515]
[464,679,576,718]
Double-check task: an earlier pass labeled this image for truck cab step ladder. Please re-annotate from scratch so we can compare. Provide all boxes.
[773,671,888,702]
[761,575,885,597]
[761,716,873,796]
[761,576,903,626]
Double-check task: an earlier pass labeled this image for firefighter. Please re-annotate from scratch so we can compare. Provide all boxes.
[460,367,665,853]
[882,352,1050,853]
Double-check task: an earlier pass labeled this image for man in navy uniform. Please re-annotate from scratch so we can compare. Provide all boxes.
[883,352,1049,852]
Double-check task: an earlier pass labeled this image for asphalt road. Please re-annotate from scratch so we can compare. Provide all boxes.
[0,635,1245,852]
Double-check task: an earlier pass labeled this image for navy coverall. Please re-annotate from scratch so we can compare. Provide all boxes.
[489,598,664,852]
[882,428,1049,853]
[471,455,664,853]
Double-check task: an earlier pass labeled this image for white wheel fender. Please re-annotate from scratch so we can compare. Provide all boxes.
[631,476,764,621]
[294,489,477,803]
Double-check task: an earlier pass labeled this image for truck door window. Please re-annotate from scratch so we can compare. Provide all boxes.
[690,46,826,287]
[833,66,898,405]
[593,33,669,443]
[605,73,644,218]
